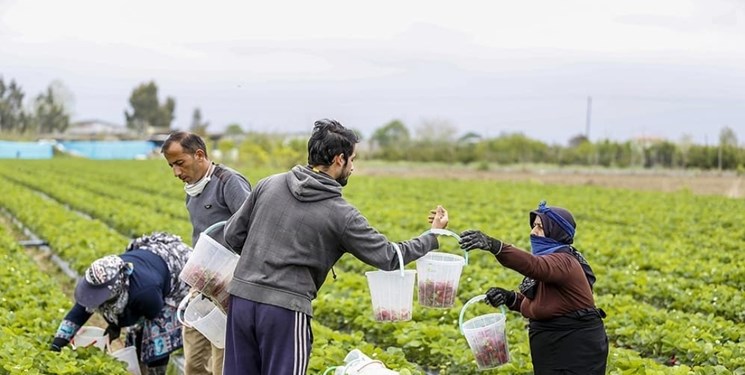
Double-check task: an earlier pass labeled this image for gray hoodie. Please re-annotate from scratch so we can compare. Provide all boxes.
[224,165,439,316]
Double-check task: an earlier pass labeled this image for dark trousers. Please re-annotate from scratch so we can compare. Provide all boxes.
[529,314,608,375]
[223,295,312,375]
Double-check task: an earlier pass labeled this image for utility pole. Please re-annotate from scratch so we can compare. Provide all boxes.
[585,96,592,140]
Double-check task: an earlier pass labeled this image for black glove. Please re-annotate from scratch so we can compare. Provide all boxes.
[104,324,121,341]
[485,287,516,307]
[459,230,503,254]
[50,337,69,352]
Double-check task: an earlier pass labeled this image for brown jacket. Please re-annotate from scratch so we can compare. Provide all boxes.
[497,245,595,320]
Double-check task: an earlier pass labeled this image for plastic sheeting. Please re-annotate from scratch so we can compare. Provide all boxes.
[0,141,54,159]
[59,141,157,159]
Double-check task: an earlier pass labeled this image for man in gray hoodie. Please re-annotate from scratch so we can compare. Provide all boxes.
[223,118,448,375]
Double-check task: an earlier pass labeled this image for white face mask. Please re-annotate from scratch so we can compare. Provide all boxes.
[184,164,214,197]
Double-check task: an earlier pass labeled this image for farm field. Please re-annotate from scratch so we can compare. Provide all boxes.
[0,158,743,374]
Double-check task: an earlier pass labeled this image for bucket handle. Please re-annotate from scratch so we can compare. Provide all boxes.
[458,294,507,334]
[203,220,227,235]
[421,228,468,265]
[176,290,199,328]
[392,243,405,277]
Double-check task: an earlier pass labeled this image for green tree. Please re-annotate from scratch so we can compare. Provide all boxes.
[644,141,677,168]
[676,134,694,168]
[370,119,411,160]
[410,119,459,162]
[595,140,631,167]
[718,126,738,170]
[0,77,29,133]
[224,123,245,137]
[190,107,209,136]
[124,81,175,135]
[455,132,482,164]
[485,133,550,164]
[371,120,410,148]
[31,86,70,134]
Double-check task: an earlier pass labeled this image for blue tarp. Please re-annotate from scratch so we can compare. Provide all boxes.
[60,141,157,160]
[0,141,54,159]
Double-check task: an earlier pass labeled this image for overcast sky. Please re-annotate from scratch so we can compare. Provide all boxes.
[2,0,744,145]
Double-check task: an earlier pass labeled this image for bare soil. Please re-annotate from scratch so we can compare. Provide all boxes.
[358,165,744,199]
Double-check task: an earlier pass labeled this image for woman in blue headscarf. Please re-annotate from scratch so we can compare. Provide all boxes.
[459,201,608,375]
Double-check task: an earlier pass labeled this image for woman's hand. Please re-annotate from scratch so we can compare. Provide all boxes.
[459,230,503,254]
[485,287,516,307]
[428,205,448,229]
[104,324,121,341]
[50,337,69,352]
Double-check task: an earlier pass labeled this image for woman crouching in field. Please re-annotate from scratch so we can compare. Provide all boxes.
[51,232,191,375]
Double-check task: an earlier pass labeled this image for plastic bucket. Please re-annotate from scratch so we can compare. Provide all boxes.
[365,244,416,322]
[177,293,227,349]
[110,346,142,375]
[459,295,510,370]
[71,326,107,351]
[179,221,239,311]
[416,229,467,308]
[331,349,400,374]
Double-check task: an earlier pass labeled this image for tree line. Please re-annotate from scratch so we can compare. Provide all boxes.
[2,77,742,171]
[366,120,744,171]
[217,120,744,172]
[0,77,208,137]
[0,78,71,134]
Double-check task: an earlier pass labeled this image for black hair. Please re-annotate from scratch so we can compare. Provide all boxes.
[307,119,359,166]
[161,131,208,158]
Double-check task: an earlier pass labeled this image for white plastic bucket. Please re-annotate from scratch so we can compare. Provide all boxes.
[332,349,400,374]
[177,294,227,349]
[71,326,107,351]
[459,295,510,370]
[110,346,142,375]
[365,244,416,322]
[416,229,467,308]
[179,221,239,311]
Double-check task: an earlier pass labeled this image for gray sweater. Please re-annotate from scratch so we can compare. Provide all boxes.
[186,164,252,246]
[224,165,439,316]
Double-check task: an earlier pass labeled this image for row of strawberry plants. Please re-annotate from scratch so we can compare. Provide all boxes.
[601,294,745,371]
[6,159,272,202]
[0,222,130,374]
[0,179,130,273]
[17,157,742,284]
[22,157,742,279]
[0,164,192,243]
[9,163,190,222]
[346,175,744,291]
[598,266,745,323]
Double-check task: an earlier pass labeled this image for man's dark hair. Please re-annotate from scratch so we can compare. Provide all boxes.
[307,119,359,166]
[161,131,208,158]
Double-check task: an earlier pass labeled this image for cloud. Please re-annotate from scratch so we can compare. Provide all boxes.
[1,0,743,144]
